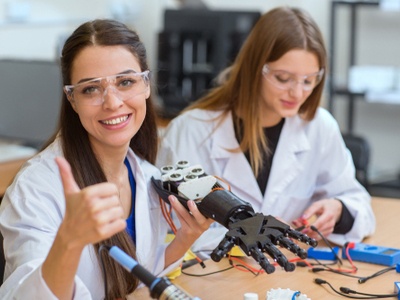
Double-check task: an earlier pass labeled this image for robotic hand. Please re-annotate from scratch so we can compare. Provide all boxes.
[151,161,318,274]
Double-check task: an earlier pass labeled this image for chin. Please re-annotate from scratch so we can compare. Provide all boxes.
[281,110,299,118]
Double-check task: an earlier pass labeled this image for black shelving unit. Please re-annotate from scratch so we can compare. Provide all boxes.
[329,0,400,197]
[328,0,380,134]
[156,9,261,118]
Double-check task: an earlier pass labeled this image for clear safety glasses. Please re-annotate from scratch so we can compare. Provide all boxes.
[64,70,150,106]
[262,64,324,91]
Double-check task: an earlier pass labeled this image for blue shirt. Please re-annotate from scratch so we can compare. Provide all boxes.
[125,158,136,244]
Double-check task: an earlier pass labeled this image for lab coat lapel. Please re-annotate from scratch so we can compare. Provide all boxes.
[128,156,152,263]
[262,117,310,213]
[209,113,264,207]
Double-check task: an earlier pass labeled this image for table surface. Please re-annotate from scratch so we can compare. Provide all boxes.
[0,142,37,196]
[2,157,398,299]
[0,158,30,197]
[132,197,400,299]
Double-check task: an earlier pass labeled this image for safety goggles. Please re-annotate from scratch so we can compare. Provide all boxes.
[64,70,150,106]
[262,64,324,91]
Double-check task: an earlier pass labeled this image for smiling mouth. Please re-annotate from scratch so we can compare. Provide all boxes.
[282,100,297,106]
[100,115,129,125]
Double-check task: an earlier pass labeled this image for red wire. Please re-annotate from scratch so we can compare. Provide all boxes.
[159,197,205,265]
[229,255,313,274]
[342,243,358,273]
[213,176,231,191]
[159,197,177,233]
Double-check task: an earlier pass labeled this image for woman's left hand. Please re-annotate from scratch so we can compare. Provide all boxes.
[292,198,343,240]
[164,195,214,267]
[170,195,214,244]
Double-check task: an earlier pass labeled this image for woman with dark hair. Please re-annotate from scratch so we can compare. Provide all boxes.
[0,19,211,299]
[157,7,375,252]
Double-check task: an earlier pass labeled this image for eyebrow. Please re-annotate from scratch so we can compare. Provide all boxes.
[76,69,137,84]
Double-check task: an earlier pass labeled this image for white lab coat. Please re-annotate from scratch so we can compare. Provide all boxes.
[157,107,375,248]
[0,138,179,299]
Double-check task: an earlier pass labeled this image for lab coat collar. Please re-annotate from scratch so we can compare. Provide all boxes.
[209,112,311,212]
[125,150,152,264]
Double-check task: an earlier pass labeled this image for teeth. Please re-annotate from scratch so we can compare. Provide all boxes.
[102,115,128,125]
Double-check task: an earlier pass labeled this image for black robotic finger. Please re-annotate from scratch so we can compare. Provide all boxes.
[249,247,275,274]
[287,228,318,248]
[262,242,294,271]
[210,237,236,262]
[276,236,308,259]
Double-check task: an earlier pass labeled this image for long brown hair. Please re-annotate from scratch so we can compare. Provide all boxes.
[45,19,158,299]
[187,7,327,177]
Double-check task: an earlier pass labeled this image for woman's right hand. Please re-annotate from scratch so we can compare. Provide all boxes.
[55,156,126,249]
[42,157,126,300]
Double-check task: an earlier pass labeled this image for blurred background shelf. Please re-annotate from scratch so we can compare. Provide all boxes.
[328,0,400,198]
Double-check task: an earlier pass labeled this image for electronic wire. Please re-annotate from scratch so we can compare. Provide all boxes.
[314,278,398,299]
[305,226,358,275]
[308,227,399,298]
[181,265,234,277]
[159,196,206,268]
[310,225,343,265]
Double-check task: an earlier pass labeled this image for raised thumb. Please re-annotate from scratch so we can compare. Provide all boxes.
[55,156,81,194]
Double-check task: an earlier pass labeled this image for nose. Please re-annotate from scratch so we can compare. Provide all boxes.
[289,82,304,98]
[102,86,123,109]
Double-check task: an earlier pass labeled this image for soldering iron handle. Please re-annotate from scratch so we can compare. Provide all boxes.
[108,246,200,300]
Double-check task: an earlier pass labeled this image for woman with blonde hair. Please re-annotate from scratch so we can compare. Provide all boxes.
[157,6,375,253]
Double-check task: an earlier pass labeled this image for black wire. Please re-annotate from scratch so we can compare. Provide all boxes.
[98,245,111,300]
[304,227,400,298]
[181,257,264,277]
[311,265,364,279]
[310,249,397,283]
[310,255,364,280]
[309,248,396,282]
[310,225,343,265]
[342,287,398,298]
[230,263,262,277]
[315,279,396,299]
[181,266,234,277]
[307,225,366,278]
[307,227,398,285]
[357,266,396,284]
[297,260,337,267]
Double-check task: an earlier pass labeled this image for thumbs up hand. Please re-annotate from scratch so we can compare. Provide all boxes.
[55,157,126,249]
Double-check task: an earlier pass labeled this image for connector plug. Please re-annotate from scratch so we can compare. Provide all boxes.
[394,282,400,299]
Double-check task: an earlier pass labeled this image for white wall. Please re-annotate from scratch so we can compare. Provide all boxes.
[0,0,330,69]
[0,0,399,181]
